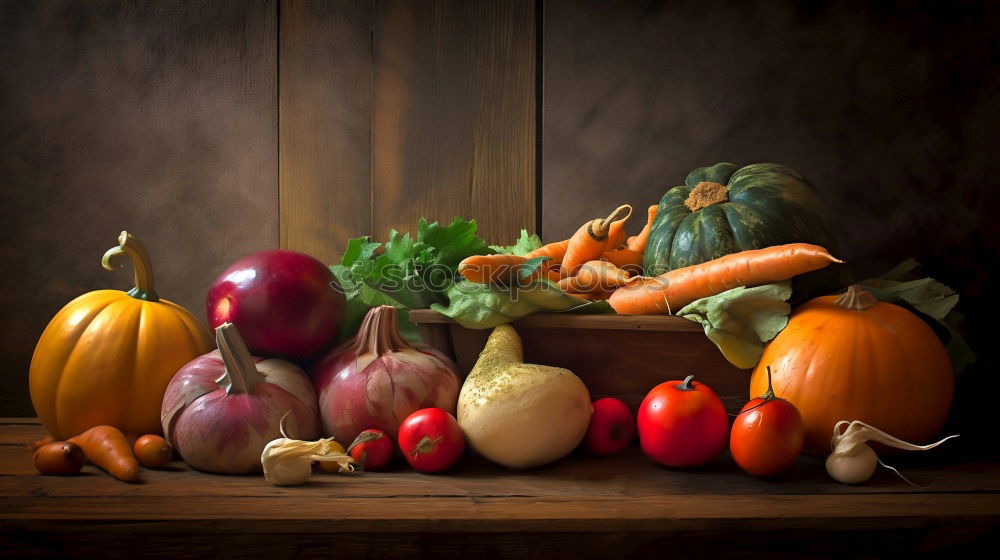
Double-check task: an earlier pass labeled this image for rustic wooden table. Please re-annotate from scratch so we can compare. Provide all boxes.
[2,418,997,558]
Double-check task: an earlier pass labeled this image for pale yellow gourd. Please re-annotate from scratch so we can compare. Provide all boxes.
[457,325,592,469]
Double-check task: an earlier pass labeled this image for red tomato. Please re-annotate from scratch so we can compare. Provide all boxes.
[584,397,636,456]
[730,366,805,477]
[637,375,729,468]
[348,429,395,471]
[397,408,465,473]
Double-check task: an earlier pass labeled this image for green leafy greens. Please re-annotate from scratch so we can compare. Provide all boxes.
[431,279,610,329]
[330,217,492,341]
[489,229,543,256]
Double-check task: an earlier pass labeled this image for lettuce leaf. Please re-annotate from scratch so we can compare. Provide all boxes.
[678,282,793,369]
[489,229,543,256]
[431,279,594,329]
[330,217,493,341]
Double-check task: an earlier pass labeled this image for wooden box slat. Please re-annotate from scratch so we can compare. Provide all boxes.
[409,310,751,413]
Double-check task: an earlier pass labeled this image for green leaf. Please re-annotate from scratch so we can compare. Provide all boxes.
[860,260,975,374]
[431,279,590,329]
[329,216,493,342]
[330,264,420,343]
[490,229,543,256]
[678,282,794,369]
[517,256,550,280]
[339,237,381,266]
[417,217,492,269]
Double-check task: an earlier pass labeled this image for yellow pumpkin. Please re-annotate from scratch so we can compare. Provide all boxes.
[750,285,954,455]
[29,232,213,440]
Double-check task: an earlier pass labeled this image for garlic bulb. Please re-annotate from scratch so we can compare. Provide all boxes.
[826,420,958,485]
[261,413,356,486]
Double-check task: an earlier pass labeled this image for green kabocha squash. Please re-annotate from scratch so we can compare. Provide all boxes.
[643,162,849,300]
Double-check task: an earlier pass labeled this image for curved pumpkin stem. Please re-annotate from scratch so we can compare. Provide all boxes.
[835,285,878,311]
[102,231,159,302]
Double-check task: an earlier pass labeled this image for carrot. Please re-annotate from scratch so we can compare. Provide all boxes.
[68,425,141,482]
[526,239,570,267]
[606,209,632,251]
[33,441,86,475]
[544,268,562,283]
[561,205,632,277]
[601,247,644,275]
[29,434,55,452]
[625,204,659,252]
[458,254,530,284]
[565,289,613,301]
[608,243,843,315]
[558,260,638,293]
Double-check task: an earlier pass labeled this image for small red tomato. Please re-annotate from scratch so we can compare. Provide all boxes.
[347,429,394,471]
[584,397,635,456]
[637,375,729,468]
[397,408,464,473]
[730,366,805,477]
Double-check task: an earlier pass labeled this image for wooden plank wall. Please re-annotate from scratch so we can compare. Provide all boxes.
[0,0,279,417]
[280,0,535,263]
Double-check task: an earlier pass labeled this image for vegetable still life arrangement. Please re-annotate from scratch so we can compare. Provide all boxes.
[23,160,969,492]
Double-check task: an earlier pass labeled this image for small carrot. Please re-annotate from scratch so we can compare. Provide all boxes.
[458,254,530,284]
[565,289,613,301]
[68,425,141,483]
[558,260,637,293]
[625,204,659,252]
[526,239,570,267]
[608,243,843,315]
[606,209,633,251]
[29,434,55,452]
[33,441,86,475]
[561,205,633,277]
[544,268,562,283]
[601,247,645,275]
[133,434,173,469]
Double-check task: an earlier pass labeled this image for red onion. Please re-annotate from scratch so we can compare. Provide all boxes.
[311,306,460,443]
[160,322,321,474]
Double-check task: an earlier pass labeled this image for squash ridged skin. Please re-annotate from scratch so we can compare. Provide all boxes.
[29,289,213,440]
[643,162,849,300]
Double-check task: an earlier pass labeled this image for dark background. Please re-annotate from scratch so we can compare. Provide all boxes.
[2,0,997,453]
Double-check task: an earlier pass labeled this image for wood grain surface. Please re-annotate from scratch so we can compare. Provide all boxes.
[371,0,535,245]
[2,419,997,558]
[0,0,279,417]
[279,0,373,264]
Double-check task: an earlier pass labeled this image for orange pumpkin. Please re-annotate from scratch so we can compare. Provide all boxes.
[29,232,213,440]
[750,285,953,455]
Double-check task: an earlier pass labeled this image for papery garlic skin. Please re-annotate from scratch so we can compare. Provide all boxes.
[261,431,356,486]
[825,420,958,485]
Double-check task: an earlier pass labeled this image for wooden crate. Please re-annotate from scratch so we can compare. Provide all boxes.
[409,310,751,414]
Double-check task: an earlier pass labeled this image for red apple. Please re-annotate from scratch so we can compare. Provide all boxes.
[206,249,344,359]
